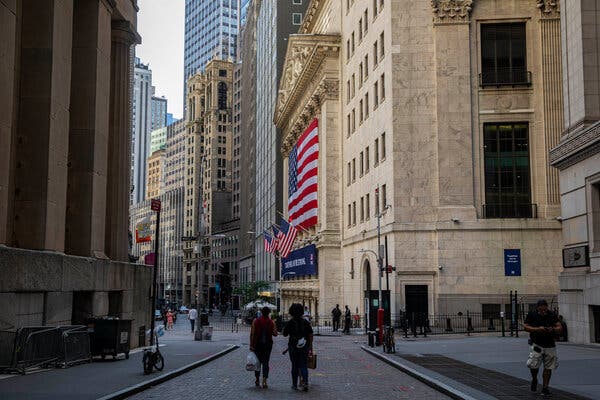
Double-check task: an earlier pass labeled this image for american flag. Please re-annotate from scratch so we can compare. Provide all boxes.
[263,231,273,253]
[278,219,298,259]
[272,225,282,253]
[288,119,319,230]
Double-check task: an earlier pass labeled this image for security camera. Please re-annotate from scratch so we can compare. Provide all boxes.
[438,265,444,270]
[451,218,460,223]
[555,216,563,222]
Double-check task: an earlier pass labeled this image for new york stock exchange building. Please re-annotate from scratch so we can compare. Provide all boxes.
[273,0,565,328]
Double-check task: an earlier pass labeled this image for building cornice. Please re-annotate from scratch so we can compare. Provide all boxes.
[550,121,600,170]
[431,0,473,25]
[111,19,141,45]
[299,0,326,34]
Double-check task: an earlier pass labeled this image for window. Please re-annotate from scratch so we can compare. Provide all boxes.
[373,42,378,65]
[352,158,356,182]
[347,162,351,185]
[352,202,357,225]
[481,23,528,86]
[483,123,532,218]
[348,204,352,227]
[359,63,363,86]
[359,19,363,41]
[346,0,350,14]
[379,32,385,59]
[482,304,501,320]
[217,82,228,109]
[380,73,385,101]
[346,40,351,61]
[352,74,356,97]
[373,0,378,16]
[352,109,356,132]
[365,146,370,173]
[374,82,379,107]
[382,184,387,208]
[364,55,369,78]
[365,93,369,119]
[381,132,386,159]
[351,32,355,54]
[366,193,370,219]
[293,0,302,4]
[360,151,364,176]
[359,99,364,124]
[346,80,351,103]
[364,9,369,32]
[375,188,380,215]
[374,138,379,164]
[292,13,302,25]
[347,114,351,136]
[360,197,365,222]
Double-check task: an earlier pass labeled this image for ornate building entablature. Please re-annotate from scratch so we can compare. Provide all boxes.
[431,0,473,25]
[274,34,340,158]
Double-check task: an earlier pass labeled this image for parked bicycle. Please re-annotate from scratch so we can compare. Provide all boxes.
[382,326,395,354]
[142,326,165,374]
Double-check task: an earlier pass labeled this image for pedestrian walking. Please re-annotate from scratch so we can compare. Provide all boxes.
[250,306,278,389]
[524,299,562,396]
[331,304,342,332]
[343,305,351,334]
[166,309,174,330]
[188,306,198,333]
[283,303,314,391]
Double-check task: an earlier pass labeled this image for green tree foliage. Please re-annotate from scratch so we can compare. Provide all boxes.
[233,281,271,305]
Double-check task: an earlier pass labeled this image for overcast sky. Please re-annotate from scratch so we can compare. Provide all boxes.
[136,0,185,119]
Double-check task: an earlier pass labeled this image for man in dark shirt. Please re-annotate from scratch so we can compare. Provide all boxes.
[524,299,562,396]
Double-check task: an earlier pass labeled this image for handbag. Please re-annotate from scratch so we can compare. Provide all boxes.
[307,353,317,369]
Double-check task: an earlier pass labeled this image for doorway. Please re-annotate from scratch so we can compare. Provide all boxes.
[592,305,600,343]
[405,285,428,323]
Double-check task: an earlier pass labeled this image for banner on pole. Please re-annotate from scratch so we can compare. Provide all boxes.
[136,217,152,243]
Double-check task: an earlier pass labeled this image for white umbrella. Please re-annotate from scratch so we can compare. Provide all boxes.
[244,300,277,310]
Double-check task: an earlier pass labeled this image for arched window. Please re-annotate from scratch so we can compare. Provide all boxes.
[363,259,371,291]
[217,82,227,110]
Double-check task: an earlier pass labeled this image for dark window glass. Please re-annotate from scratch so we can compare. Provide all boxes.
[483,123,533,218]
[217,82,228,109]
[481,23,528,86]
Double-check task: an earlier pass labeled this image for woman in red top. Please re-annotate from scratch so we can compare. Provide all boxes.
[166,310,174,330]
[250,306,278,388]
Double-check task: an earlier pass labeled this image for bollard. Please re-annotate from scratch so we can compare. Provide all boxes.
[403,320,409,338]
[445,318,453,332]
[501,316,505,337]
[467,317,474,334]
[488,317,495,331]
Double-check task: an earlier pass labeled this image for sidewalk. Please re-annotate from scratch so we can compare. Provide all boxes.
[0,319,240,400]
[385,335,600,399]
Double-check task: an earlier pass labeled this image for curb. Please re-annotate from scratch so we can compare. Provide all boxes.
[361,346,480,400]
[97,344,239,400]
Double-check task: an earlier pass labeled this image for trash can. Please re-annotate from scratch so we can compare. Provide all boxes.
[200,313,209,326]
[375,328,381,346]
[87,318,132,360]
[367,331,375,347]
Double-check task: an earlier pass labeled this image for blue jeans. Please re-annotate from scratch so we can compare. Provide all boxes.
[289,347,308,387]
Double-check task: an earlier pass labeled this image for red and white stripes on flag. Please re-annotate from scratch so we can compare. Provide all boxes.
[288,119,318,230]
[278,219,297,259]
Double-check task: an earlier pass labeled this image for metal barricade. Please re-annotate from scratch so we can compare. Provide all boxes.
[0,330,17,371]
[13,327,61,374]
[58,326,92,367]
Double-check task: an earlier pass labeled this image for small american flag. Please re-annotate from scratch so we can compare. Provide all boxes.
[263,231,273,253]
[272,225,282,253]
[278,219,298,259]
[288,119,319,230]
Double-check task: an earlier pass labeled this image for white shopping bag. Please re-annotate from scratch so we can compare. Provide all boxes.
[246,351,260,371]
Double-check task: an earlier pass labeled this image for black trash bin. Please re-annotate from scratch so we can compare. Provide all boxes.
[200,313,209,326]
[87,318,132,360]
[367,331,375,347]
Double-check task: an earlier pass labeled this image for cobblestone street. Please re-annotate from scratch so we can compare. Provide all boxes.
[129,334,450,400]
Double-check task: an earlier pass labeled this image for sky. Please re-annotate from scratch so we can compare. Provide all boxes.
[136,0,185,120]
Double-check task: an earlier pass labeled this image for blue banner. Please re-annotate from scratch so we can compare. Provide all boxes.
[281,244,318,279]
[504,249,521,276]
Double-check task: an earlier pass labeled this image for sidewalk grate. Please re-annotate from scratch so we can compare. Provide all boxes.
[399,354,591,400]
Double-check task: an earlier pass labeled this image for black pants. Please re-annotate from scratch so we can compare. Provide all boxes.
[289,347,309,387]
[343,318,351,333]
[333,318,340,331]
[190,319,195,332]
[254,344,273,379]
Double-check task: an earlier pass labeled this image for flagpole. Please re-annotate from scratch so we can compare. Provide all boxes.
[276,210,311,235]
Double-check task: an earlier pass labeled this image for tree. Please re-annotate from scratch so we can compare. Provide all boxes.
[233,281,271,306]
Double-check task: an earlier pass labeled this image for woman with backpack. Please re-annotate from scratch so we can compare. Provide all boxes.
[283,303,314,391]
[249,306,278,388]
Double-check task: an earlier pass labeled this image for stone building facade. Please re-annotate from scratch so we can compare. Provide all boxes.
[0,0,152,343]
[550,0,600,344]
[183,60,235,306]
[275,0,564,321]
[146,149,165,200]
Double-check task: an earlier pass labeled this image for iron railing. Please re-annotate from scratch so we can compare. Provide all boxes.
[479,69,532,87]
[483,203,537,219]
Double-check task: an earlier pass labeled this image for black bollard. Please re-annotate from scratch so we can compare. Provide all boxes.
[445,317,453,332]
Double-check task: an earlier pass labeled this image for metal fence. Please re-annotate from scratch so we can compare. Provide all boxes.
[0,326,91,374]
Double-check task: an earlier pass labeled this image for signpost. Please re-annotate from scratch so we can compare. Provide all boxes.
[149,199,161,345]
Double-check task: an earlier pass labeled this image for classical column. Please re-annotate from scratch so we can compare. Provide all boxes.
[105,20,140,261]
[431,0,476,217]
[65,0,114,257]
[537,0,563,209]
[13,0,73,251]
[0,0,19,245]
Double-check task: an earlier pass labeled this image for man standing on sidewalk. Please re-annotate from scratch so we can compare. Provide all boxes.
[524,299,562,396]
[189,305,198,333]
[331,305,341,332]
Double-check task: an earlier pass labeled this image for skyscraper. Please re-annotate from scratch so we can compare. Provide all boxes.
[151,95,167,131]
[184,0,239,83]
[132,58,153,205]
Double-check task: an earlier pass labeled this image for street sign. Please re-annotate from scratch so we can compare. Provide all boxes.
[504,249,521,276]
[151,198,161,212]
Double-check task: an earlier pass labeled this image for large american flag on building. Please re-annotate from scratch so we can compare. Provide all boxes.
[288,119,319,230]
